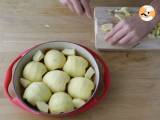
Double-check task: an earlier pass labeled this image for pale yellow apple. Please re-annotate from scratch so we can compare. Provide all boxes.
[49,92,74,113]
[43,70,70,92]
[23,82,52,106]
[44,49,66,70]
[68,77,94,100]
[23,61,47,82]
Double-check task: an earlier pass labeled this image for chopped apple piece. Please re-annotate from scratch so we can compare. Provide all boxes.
[118,7,131,16]
[101,23,113,32]
[85,67,95,79]
[73,98,86,108]
[33,50,44,62]
[62,49,76,56]
[36,101,49,113]
[20,78,31,88]
[114,13,125,21]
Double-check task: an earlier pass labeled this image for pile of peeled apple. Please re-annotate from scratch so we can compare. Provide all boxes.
[20,48,96,114]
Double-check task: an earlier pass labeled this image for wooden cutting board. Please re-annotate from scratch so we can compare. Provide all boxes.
[94,7,160,51]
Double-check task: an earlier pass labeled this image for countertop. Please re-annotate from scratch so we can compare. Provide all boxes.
[1,0,160,120]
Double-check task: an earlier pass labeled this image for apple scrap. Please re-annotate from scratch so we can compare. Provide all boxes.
[101,23,113,32]
[150,23,160,38]
[72,98,86,108]
[85,67,95,79]
[114,7,131,21]
[36,101,49,113]
[62,48,76,56]
[20,48,96,114]
[33,50,44,62]
[101,7,160,38]
[20,78,31,88]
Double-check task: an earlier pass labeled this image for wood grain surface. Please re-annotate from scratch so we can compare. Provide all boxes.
[1,0,160,120]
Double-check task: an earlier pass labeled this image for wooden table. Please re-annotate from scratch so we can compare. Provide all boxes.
[1,0,160,120]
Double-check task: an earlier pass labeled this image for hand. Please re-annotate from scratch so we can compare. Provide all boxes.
[105,14,156,45]
[59,0,92,18]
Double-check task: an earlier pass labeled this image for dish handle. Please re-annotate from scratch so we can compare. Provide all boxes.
[3,48,39,115]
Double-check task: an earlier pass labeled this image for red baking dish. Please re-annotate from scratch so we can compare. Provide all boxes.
[3,41,110,117]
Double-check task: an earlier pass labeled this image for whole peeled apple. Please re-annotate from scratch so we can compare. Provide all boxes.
[23,61,47,82]
[23,82,52,106]
[63,56,88,77]
[68,77,94,100]
[44,50,66,70]
[49,92,74,113]
[43,70,70,92]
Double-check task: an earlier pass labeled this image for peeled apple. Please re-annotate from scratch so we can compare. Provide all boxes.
[68,77,94,100]
[20,78,31,88]
[101,23,113,32]
[114,13,125,21]
[44,50,66,70]
[85,67,95,79]
[23,82,52,106]
[62,49,76,56]
[115,7,131,16]
[63,56,88,77]
[43,70,70,92]
[49,92,74,113]
[36,101,49,113]
[33,50,44,62]
[23,61,47,82]
[72,98,86,108]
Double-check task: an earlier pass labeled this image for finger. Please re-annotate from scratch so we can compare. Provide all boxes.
[59,0,67,6]
[127,37,139,45]
[71,0,84,15]
[107,26,129,45]
[66,0,74,12]
[118,31,135,45]
[105,21,124,40]
[80,0,93,18]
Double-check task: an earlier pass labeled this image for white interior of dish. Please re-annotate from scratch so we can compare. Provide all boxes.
[13,41,100,113]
